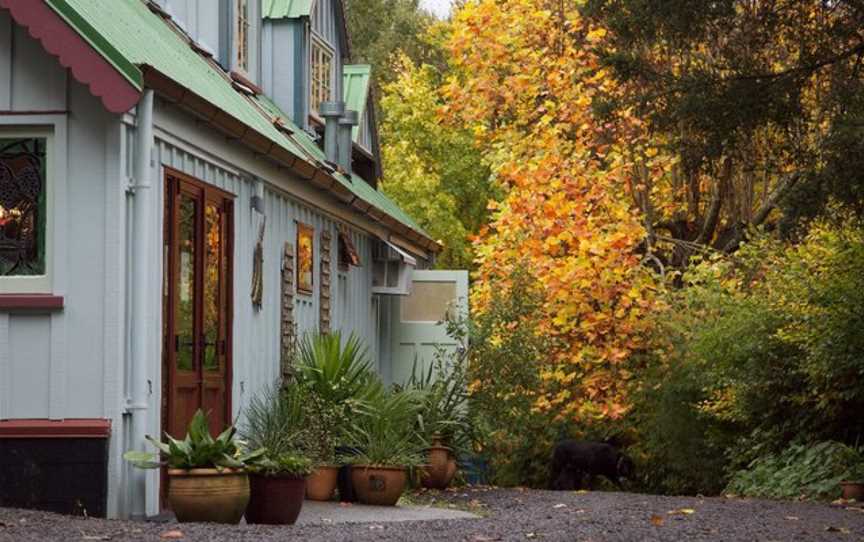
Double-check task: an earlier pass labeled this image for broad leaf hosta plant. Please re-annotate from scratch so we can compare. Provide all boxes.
[124,409,264,470]
[726,441,864,500]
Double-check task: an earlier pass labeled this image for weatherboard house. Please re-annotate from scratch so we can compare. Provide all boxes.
[0,0,466,519]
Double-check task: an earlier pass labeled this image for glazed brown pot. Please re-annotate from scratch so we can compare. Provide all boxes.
[306,466,339,501]
[841,481,864,501]
[246,473,306,525]
[167,468,249,524]
[351,465,407,506]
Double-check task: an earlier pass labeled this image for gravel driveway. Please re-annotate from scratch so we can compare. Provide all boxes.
[2,488,863,541]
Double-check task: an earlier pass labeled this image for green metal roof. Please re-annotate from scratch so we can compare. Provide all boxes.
[256,93,428,236]
[43,0,430,245]
[263,0,313,19]
[45,0,143,90]
[343,64,371,142]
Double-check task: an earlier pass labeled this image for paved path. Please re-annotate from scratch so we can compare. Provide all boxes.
[296,500,478,524]
[2,488,864,541]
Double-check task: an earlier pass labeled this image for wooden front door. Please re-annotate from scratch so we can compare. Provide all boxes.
[163,169,234,439]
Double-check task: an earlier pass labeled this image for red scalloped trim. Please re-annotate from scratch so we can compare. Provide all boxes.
[0,0,140,113]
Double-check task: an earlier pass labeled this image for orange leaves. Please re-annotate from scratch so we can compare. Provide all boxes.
[448,0,661,426]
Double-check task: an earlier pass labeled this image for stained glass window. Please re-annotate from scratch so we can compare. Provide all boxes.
[0,137,46,276]
[297,223,314,294]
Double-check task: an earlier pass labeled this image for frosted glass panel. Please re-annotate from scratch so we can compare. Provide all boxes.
[401,281,456,322]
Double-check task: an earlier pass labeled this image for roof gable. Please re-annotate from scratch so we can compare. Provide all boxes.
[343,64,370,141]
[263,0,350,58]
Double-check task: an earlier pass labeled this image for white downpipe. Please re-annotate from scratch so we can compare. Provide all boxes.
[129,89,154,519]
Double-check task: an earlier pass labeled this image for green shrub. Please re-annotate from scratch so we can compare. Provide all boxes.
[464,267,567,487]
[726,441,864,500]
[629,356,735,495]
[632,218,864,496]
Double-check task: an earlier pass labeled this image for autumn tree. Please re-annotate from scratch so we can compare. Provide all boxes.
[445,0,664,423]
[379,53,494,269]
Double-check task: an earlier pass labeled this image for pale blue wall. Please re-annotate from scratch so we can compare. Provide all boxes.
[262,0,347,129]
[262,18,307,126]
[0,11,127,517]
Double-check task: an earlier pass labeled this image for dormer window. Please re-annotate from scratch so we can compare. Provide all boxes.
[234,0,249,73]
[310,34,333,114]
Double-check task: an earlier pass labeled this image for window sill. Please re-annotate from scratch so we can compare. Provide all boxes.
[0,294,64,311]
[0,418,110,438]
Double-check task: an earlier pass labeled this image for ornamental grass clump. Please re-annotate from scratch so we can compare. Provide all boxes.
[345,382,426,468]
[406,344,472,454]
[241,381,319,473]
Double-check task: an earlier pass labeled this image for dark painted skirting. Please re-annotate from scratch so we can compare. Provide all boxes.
[0,419,110,517]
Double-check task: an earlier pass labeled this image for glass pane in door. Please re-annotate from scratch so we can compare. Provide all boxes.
[203,203,221,372]
[176,194,196,372]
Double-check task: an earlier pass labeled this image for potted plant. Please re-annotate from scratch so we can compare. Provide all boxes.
[841,462,864,501]
[303,407,341,502]
[296,332,375,501]
[345,386,425,506]
[841,480,864,501]
[123,409,263,524]
[242,383,315,524]
[245,452,312,524]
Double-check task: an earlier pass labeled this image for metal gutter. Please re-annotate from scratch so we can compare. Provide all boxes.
[128,89,154,520]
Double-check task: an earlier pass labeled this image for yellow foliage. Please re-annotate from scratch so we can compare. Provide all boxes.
[444,0,661,424]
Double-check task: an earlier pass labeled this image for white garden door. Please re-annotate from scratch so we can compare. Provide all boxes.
[389,270,469,386]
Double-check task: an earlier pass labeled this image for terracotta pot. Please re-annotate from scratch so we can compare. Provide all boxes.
[306,466,339,501]
[246,473,306,525]
[841,481,864,501]
[421,457,459,489]
[421,444,454,489]
[444,458,458,486]
[351,465,407,506]
[167,468,249,524]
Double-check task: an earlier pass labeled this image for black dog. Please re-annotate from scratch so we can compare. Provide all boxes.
[549,440,634,490]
